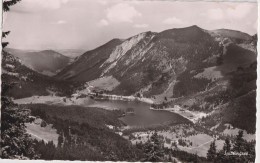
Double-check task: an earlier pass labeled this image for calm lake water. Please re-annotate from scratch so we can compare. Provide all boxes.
[16,96,189,127]
[87,98,189,127]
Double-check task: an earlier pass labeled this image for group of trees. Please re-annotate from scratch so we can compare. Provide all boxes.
[173,70,212,98]
[1,96,37,159]
[27,104,145,161]
[134,132,207,162]
[220,63,256,134]
[1,0,38,159]
[143,132,165,161]
[151,102,170,110]
[207,131,255,163]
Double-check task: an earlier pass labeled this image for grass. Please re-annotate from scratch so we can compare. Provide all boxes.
[26,119,59,145]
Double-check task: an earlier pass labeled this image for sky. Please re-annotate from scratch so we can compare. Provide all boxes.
[3,0,258,51]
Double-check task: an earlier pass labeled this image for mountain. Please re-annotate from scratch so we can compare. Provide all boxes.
[1,51,81,99]
[55,38,123,81]
[5,48,71,76]
[56,25,257,133]
[56,25,256,96]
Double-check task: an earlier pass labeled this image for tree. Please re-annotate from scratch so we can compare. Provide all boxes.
[58,134,64,148]
[1,96,37,159]
[211,131,255,163]
[223,138,231,153]
[207,140,217,162]
[2,0,21,48]
[1,0,37,159]
[143,132,164,162]
[233,130,246,152]
[3,0,21,11]
[214,138,231,163]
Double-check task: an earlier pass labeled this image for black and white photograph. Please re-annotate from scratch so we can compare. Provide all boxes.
[1,0,258,162]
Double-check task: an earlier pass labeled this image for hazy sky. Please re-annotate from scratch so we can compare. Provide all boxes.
[3,0,258,50]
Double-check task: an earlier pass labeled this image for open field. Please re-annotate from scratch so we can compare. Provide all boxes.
[87,76,120,91]
[26,118,59,145]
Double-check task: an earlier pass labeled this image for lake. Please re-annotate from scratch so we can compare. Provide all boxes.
[14,95,190,127]
[88,98,189,127]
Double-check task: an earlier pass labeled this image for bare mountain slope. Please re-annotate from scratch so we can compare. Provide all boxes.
[55,38,123,81]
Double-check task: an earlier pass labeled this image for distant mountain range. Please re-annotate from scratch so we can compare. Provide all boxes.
[4,48,74,76]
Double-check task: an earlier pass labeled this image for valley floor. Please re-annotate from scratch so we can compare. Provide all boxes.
[14,91,255,160]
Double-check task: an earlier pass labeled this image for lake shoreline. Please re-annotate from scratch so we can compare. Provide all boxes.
[150,106,207,123]
[88,92,154,104]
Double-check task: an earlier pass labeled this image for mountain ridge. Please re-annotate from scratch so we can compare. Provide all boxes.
[56,25,256,97]
[5,48,71,76]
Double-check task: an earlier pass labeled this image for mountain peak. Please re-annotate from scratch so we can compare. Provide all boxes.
[156,25,208,43]
[187,25,201,29]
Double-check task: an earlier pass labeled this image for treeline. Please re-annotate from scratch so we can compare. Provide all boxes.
[206,130,255,163]
[151,102,170,109]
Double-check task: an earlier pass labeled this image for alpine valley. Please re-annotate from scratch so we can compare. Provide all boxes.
[2,25,257,162]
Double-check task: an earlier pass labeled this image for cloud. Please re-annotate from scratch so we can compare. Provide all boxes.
[226,4,252,19]
[106,3,142,23]
[98,19,109,27]
[133,24,149,28]
[51,20,67,25]
[57,20,67,24]
[97,0,108,5]
[163,17,184,25]
[206,8,224,20]
[205,4,252,21]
